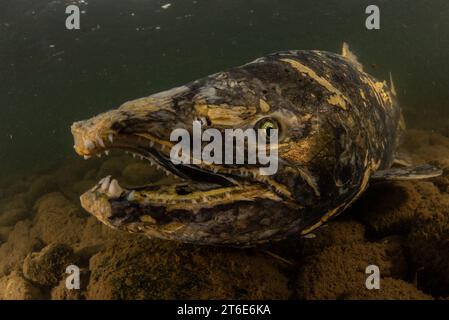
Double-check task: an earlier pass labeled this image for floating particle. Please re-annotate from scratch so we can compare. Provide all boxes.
[161,3,171,9]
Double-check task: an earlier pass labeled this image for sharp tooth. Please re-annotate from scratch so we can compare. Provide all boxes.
[108,133,114,143]
[105,150,109,156]
[140,155,144,160]
[83,155,91,160]
[97,137,105,148]
[202,196,208,202]
[149,141,154,148]
[225,192,231,198]
[96,153,102,158]
[108,179,123,198]
[161,145,166,152]
[213,168,218,173]
[84,139,95,150]
[192,199,197,204]
[132,153,137,158]
[127,191,135,201]
[101,176,111,191]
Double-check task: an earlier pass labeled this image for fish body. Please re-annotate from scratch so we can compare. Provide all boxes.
[71,46,438,246]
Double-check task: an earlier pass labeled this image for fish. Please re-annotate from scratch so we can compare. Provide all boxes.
[71,43,442,246]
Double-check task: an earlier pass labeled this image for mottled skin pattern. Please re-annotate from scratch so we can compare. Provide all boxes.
[71,49,401,246]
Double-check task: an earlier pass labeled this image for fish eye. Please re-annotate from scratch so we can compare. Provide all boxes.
[256,118,280,138]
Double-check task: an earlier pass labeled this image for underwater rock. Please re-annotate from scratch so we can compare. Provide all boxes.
[0,193,28,226]
[87,237,290,299]
[0,220,44,276]
[23,243,77,287]
[121,162,164,186]
[352,181,422,236]
[2,179,29,199]
[0,226,13,243]
[30,192,87,245]
[74,216,130,262]
[343,278,432,300]
[0,271,44,300]
[25,175,59,205]
[300,221,366,256]
[51,269,89,300]
[296,238,408,300]
[408,198,449,297]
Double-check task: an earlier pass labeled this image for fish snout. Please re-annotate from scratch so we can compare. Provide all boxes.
[71,111,120,157]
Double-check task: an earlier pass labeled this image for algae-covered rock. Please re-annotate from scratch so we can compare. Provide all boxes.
[0,226,13,243]
[300,221,366,256]
[352,181,422,236]
[30,192,87,245]
[408,203,449,297]
[0,220,44,276]
[0,194,28,226]
[23,243,77,287]
[296,238,408,300]
[0,271,44,300]
[343,278,432,300]
[87,237,290,300]
[25,175,59,205]
[51,269,89,300]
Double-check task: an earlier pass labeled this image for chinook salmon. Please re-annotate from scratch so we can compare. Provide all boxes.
[71,44,441,246]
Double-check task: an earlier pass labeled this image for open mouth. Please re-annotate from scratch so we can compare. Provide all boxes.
[73,131,290,213]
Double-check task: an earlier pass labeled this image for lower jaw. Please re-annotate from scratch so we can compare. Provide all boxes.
[82,190,301,246]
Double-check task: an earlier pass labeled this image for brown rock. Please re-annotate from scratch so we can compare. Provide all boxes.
[87,237,290,300]
[301,221,366,256]
[0,271,44,300]
[0,226,13,243]
[23,243,77,287]
[30,193,87,245]
[353,181,422,236]
[25,175,59,205]
[51,268,89,300]
[0,220,43,276]
[408,202,449,297]
[0,194,28,226]
[343,278,432,300]
[296,238,408,300]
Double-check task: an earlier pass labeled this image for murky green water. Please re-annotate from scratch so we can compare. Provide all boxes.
[1,0,448,173]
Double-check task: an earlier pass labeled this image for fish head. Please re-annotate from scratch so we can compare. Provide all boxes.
[71,63,336,244]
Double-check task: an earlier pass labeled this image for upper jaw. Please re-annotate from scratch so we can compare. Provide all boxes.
[71,116,294,201]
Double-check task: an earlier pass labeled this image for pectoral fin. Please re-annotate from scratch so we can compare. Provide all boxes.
[371,164,442,181]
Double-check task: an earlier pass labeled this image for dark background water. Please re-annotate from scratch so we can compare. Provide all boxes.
[1,0,448,173]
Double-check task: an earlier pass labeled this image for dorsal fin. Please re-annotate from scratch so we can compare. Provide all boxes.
[389,72,397,96]
[341,42,363,72]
